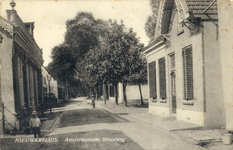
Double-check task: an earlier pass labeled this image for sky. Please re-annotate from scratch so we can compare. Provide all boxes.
[1,0,151,66]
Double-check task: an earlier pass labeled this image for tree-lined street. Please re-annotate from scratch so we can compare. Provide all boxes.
[1,97,209,150]
[1,1,233,149]
[47,12,147,106]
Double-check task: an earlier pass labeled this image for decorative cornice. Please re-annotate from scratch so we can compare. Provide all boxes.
[142,35,169,57]
[155,1,165,38]
[6,9,42,54]
[14,27,42,57]
[175,0,190,19]
[0,26,13,39]
[143,35,166,53]
[168,5,177,34]
[14,29,43,66]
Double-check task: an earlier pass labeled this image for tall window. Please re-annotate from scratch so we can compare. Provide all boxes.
[28,65,34,106]
[34,70,38,105]
[26,63,31,106]
[159,57,166,99]
[170,54,175,70]
[149,61,157,99]
[183,46,193,100]
[17,57,24,108]
[170,53,176,96]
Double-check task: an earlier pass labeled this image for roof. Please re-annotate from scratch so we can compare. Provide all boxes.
[186,0,218,14]
[143,0,218,54]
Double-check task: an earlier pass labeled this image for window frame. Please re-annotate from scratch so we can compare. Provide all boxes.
[182,45,194,101]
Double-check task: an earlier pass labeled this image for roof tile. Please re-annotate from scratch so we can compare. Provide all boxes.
[186,0,218,14]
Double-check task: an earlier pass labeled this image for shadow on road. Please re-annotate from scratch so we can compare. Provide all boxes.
[58,109,129,128]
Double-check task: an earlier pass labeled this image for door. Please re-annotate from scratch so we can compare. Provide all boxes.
[171,71,176,114]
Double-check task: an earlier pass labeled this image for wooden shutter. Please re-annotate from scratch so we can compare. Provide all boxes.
[159,57,166,99]
[149,61,157,99]
[183,46,193,100]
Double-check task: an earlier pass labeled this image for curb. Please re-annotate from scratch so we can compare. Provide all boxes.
[41,113,61,134]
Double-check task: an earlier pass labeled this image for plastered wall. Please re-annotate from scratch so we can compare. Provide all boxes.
[0,23,17,129]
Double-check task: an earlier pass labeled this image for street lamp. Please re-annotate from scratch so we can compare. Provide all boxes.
[47,74,52,113]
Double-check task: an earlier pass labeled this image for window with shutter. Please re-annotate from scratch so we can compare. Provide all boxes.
[149,61,157,99]
[183,46,193,100]
[17,57,25,108]
[34,70,39,105]
[159,57,166,99]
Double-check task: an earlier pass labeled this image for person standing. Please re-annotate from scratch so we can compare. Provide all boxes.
[29,111,41,138]
[91,95,95,108]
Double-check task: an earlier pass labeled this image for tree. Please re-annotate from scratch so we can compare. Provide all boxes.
[75,19,110,99]
[128,56,147,105]
[89,20,145,106]
[144,0,160,42]
[47,45,78,100]
[47,12,107,99]
[48,12,146,106]
[145,15,157,42]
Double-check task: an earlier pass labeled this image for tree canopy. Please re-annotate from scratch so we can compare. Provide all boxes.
[144,0,160,43]
[47,12,146,104]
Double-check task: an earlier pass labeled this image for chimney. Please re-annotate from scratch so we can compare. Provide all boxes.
[24,22,35,37]
[6,0,16,23]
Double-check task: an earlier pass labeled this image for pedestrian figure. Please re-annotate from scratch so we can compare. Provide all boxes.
[91,95,95,108]
[29,111,41,138]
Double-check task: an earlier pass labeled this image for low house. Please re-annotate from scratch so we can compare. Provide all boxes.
[41,68,58,108]
[0,2,44,132]
[106,83,148,104]
[143,0,225,129]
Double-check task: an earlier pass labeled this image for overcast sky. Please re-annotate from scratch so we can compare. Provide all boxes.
[1,0,151,66]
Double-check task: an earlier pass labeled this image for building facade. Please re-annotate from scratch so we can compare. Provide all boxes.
[143,0,225,129]
[0,4,44,132]
[42,67,58,108]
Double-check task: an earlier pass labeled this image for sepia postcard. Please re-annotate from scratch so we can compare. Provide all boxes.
[0,0,233,149]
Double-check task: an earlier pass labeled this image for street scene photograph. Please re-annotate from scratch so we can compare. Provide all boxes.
[0,0,233,149]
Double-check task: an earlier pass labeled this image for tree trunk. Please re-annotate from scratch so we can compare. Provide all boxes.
[86,86,90,98]
[107,84,109,100]
[103,81,107,104]
[114,83,118,105]
[91,88,95,96]
[123,82,127,106]
[88,87,92,98]
[138,81,144,105]
[95,86,98,100]
[65,80,69,101]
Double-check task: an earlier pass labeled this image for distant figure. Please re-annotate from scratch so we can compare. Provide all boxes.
[29,111,41,138]
[91,95,95,108]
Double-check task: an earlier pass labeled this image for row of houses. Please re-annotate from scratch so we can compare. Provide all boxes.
[142,0,232,130]
[0,2,64,133]
[82,0,232,131]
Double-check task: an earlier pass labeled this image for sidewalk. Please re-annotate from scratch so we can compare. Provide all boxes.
[48,97,205,150]
[96,99,233,149]
[96,99,202,131]
[40,112,61,135]
[1,111,61,138]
